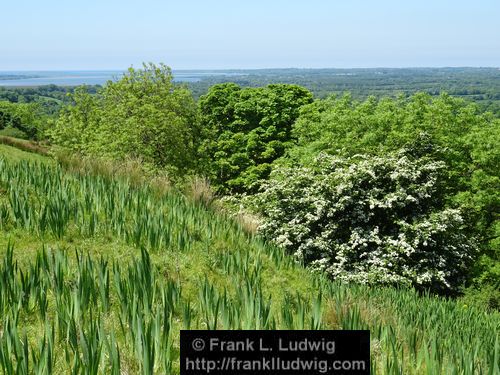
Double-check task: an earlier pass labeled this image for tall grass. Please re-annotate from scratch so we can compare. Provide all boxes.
[0,158,232,252]
[0,157,498,374]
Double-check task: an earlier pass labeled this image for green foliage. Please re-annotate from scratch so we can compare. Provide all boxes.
[0,85,98,116]
[288,93,499,303]
[0,127,28,139]
[47,86,98,152]
[257,151,476,293]
[49,63,199,178]
[199,83,313,192]
[0,101,42,139]
[291,93,481,163]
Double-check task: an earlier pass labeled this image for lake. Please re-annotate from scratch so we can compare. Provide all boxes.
[0,70,242,87]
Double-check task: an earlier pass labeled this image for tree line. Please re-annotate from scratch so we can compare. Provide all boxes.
[4,63,500,308]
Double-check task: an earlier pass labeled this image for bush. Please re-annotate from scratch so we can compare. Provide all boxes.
[461,284,500,311]
[256,151,477,293]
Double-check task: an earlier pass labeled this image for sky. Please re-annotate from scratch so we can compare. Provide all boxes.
[1,0,499,70]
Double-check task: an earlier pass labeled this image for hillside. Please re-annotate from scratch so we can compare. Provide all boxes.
[0,144,498,374]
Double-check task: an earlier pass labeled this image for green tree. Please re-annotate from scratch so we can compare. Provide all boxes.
[50,63,199,177]
[199,83,313,192]
[49,86,99,152]
[0,101,42,139]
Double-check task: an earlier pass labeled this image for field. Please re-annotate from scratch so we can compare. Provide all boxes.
[0,144,498,374]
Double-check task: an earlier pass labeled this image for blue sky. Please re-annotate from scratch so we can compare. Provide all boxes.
[1,0,499,70]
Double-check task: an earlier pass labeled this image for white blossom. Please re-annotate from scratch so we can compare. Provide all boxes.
[255,152,477,292]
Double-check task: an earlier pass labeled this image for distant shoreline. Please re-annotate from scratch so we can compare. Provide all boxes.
[0,74,40,81]
[0,67,497,88]
[0,70,251,87]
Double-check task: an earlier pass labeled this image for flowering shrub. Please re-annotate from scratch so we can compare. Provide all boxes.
[256,152,477,292]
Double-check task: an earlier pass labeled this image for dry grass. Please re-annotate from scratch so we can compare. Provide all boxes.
[235,211,261,235]
[53,149,176,198]
[0,135,49,156]
[149,174,172,197]
[184,176,215,207]
[115,158,144,186]
[213,195,262,235]
[53,149,151,186]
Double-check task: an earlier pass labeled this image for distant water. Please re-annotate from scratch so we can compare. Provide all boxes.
[0,70,241,87]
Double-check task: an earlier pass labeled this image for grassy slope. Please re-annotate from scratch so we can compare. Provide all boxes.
[0,144,48,163]
[0,145,499,374]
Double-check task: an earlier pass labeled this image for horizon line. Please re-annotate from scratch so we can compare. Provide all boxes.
[0,66,499,73]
